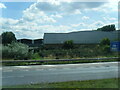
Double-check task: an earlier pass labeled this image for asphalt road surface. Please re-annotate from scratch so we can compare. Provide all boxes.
[1,62,119,86]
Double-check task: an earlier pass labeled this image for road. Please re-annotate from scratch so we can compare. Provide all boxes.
[1,62,119,86]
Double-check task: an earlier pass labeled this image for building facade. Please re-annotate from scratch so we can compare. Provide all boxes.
[17,39,43,47]
[44,30,120,45]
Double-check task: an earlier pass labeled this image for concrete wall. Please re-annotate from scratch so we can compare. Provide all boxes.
[44,31,119,44]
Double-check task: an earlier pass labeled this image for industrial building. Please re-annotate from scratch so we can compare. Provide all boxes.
[44,30,120,45]
[17,30,120,49]
[17,39,43,47]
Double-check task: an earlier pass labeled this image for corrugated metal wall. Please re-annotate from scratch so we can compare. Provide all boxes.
[44,31,119,44]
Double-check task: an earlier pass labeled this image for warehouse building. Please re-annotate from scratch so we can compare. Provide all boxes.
[17,39,43,47]
[44,30,120,45]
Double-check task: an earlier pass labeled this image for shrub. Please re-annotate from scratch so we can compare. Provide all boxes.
[2,42,30,60]
[100,38,110,46]
[102,45,111,53]
[32,53,40,59]
[62,40,74,49]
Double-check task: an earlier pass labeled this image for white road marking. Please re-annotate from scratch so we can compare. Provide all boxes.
[13,66,31,68]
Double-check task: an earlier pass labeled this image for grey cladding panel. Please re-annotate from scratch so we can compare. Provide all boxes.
[44,31,119,44]
[44,33,68,44]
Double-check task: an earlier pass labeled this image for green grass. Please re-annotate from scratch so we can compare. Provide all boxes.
[3,78,119,88]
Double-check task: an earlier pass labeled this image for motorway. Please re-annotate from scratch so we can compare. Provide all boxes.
[1,62,119,86]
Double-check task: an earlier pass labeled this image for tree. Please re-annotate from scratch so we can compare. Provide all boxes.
[100,38,111,53]
[100,38,110,46]
[1,32,17,45]
[97,24,116,31]
[63,40,74,49]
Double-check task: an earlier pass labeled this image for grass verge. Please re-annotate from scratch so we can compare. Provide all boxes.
[2,59,119,66]
[3,78,119,88]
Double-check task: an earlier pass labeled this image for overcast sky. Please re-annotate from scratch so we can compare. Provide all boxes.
[0,0,118,39]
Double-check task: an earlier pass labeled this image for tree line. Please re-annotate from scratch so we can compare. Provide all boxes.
[97,24,116,31]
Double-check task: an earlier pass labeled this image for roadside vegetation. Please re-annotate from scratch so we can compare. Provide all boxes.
[1,37,119,66]
[3,78,119,88]
[1,32,119,66]
[1,24,120,65]
[2,42,31,60]
[1,33,118,60]
[2,58,119,66]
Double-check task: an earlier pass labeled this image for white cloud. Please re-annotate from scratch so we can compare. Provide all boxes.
[74,9,82,14]
[88,21,104,29]
[30,2,106,15]
[0,3,6,9]
[1,1,118,39]
[82,16,89,20]
[22,3,56,24]
[0,18,18,25]
[87,20,118,30]
[103,17,117,21]
[0,16,72,39]
[71,21,105,30]
[110,18,117,21]
[71,23,86,27]
[90,1,118,13]
[51,14,63,18]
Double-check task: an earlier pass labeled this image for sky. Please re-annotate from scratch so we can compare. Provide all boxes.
[0,0,119,39]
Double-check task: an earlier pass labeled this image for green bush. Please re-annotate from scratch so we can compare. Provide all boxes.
[62,40,74,49]
[102,45,111,53]
[2,42,30,60]
[100,38,110,46]
[37,44,116,59]
[32,53,40,59]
